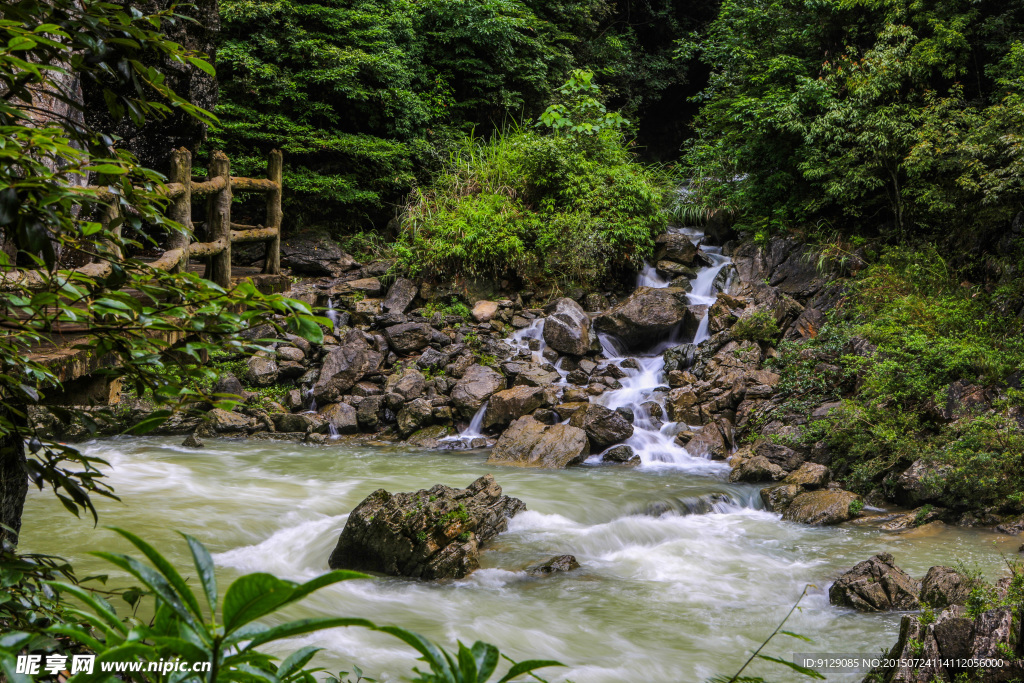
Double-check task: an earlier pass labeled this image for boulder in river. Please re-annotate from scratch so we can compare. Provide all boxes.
[542,297,592,356]
[829,553,921,612]
[527,555,580,576]
[488,416,590,468]
[328,475,526,580]
[451,365,506,419]
[568,403,633,449]
[483,386,550,429]
[782,489,862,525]
[593,287,699,348]
[920,565,972,609]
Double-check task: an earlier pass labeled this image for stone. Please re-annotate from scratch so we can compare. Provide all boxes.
[602,445,639,465]
[351,298,383,324]
[280,234,358,276]
[397,398,434,436]
[340,277,384,296]
[181,432,204,448]
[272,412,320,433]
[527,555,580,576]
[921,566,972,609]
[245,354,278,387]
[384,323,434,355]
[666,386,702,424]
[760,483,802,512]
[384,278,418,314]
[277,360,305,380]
[472,300,499,323]
[450,365,506,419]
[208,408,254,433]
[828,553,921,612]
[318,402,359,435]
[893,460,949,507]
[327,475,526,580]
[512,363,561,388]
[276,345,305,363]
[488,416,590,468]
[386,367,427,402]
[593,287,699,349]
[568,403,633,449]
[313,330,384,403]
[682,423,728,459]
[553,402,589,421]
[418,347,452,371]
[483,386,548,429]
[783,490,862,525]
[213,373,251,403]
[356,395,385,429]
[754,441,805,472]
[653,233,700,265]
[729,455,785,483]
[782,463,831,489]
[542,298,592,356]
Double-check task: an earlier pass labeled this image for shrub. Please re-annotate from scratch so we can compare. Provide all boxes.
[731,309,781,342]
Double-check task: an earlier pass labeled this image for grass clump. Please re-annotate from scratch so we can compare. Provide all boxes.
[761,245,1024,514]
[394,73,670,290]
[732,309,782,342]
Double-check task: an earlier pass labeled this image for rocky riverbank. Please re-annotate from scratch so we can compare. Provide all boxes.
[30,229,1024,533]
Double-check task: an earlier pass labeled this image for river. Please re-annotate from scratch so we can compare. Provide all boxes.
[19,228,1021,682]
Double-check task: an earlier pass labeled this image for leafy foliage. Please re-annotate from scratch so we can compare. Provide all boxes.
[681,0,1024,238]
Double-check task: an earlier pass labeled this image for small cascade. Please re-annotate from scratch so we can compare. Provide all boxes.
[507,318,569,384]
[586,228,733,470]
[440,402,489,447]
[327,423,340,439]
[325,297,343,334]
[636,262,670,289]
[636,493,739,517]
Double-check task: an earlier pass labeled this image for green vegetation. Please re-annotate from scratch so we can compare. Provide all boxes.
[214,0,714,229]
[393,72,671,289]
[732,310,781,343]
[0,530,562,683]
[680,0,1024,241]
[762,246,1024,513]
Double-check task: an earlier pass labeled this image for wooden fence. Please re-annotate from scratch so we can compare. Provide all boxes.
[2,148,282,290]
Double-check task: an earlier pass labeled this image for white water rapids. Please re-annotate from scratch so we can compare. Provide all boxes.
[18,228,1019,682]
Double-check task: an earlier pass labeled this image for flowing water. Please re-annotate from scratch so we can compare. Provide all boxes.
[20,438,1017,682]
[19,228,1020,681]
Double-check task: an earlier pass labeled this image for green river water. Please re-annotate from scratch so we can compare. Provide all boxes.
[18,436,1018,682]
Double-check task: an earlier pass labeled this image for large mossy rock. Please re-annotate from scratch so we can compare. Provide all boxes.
[488,416,590,468]
[921,566,972,609]
[327,475,525,580]
[542,297,592,356]
[593,287,701,348]
[829,553,921,612]
[483,386,549,429]
[782,489,861,525]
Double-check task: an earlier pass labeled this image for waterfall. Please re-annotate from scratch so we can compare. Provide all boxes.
[326,296,343,333]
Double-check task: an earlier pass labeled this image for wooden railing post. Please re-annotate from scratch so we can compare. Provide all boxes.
[206,150,231,288]
[263,149,282,275]
[167,147,192,274]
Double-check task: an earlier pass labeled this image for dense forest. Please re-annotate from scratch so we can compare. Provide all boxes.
[4,0,1024,681]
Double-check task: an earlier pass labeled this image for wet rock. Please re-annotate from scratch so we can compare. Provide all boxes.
[397,398,434,436]
[542,298,592,356]
[512,363,561,388]
[208,408,255,433]
[829,553,921,612]
[488,416,590,468]
[406,425,455,448]
[181,432,204,448]
[280,234,358,276]
[383,278,418,314]
[527,555,580,576]
[921,566,972,609]
[653,233,700,265]
[213,373,251,403]
[384,323,434,355]
[568,403,633,449]
[277,345,305,363]
[760,483,802,512]
[483,386,549,429]
[272,412,320,433]
[313,330,384,403]
[615,406,634,424]
[319,402,359,435]
[356,395,385,429]
[729,454,785,483]
[666,386,701,424]
[472,300,499,323]
[782,462,831,489]
[602,445,639,465]
[327,475,526,580]
[783,490,862,525]
[593,287,698,348]
[680,422,728,459]
[553,402,589,421]
[451,365,506,419]
[246,354,279,387]
[754,441,805,472]
[386,367,427,402]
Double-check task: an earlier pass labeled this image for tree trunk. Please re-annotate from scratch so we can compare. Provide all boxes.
[0,406,28,549]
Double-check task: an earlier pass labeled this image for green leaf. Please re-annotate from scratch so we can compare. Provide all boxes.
[471,642,499,682]
[375,626,454,680]
[277,646,321,679]
[779,630,814,642]
[108,527,203,620]
[496,659,564,683]
[85,164,129,175]
[222,573,297,633]
[244,617,376,650]
[182,532,218,614]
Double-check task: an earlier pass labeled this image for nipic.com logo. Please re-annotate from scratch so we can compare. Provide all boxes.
[15,654,212,676]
